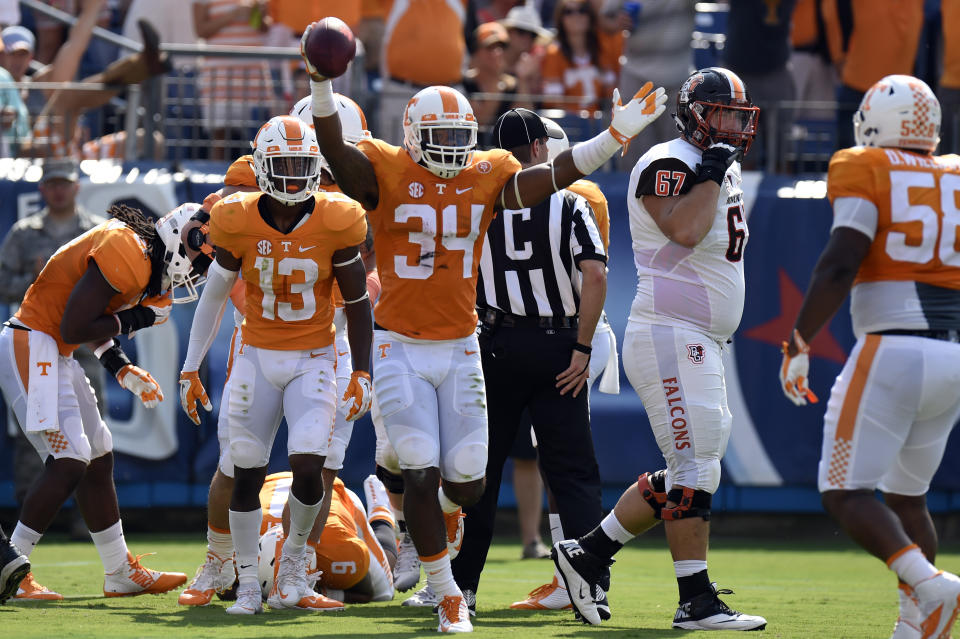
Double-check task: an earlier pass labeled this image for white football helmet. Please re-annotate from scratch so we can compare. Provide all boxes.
[290,93,372,175]
[251,115,321,204]
[154,202,208,304]
[853,75,941,153]
[542,116,570,162]
[403,86,478,179]
[258,525,318,599]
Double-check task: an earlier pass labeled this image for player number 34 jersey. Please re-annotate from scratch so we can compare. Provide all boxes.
[209,191,368,351]
[626,138,749,341]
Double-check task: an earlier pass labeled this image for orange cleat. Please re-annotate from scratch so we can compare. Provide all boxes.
[509,577,572,610]
[443,508,465,561]
[14,572,63,601]
[178,551,236,606]
[104,552,187,597]
[292,589,345,611]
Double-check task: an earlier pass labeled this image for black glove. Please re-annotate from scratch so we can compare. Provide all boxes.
[115,305,157,337]
[695,143,741,186]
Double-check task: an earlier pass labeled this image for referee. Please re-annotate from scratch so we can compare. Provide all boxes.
[452,109,607,607]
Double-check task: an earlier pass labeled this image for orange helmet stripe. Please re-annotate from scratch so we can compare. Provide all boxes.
[718,68,747,102]
[437,86,461,117]
[279,116,304,141]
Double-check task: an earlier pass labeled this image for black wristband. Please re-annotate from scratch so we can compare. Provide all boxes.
[116,305,156,337]
[573,342,592,355]
[695,145,739,186]
[98,344,132,378]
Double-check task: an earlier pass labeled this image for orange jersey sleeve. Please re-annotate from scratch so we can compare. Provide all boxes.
[258,471,294,535]
[224,154,257,188]
[828,146,960,289]
[209,191,367,350]
[567,179,609,250]
[359,139,521,339]
[312,479,369,590]
[15,220,152,355]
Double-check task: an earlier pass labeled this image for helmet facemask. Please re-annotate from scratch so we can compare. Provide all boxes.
[409,123,477,179]
[155,203,210,304]
[253,154,319,205]
[684,101,759,154]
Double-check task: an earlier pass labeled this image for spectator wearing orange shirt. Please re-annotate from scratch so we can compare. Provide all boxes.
[939,0,960,154]
[541,0,617,113]
[822,0,924,150]
[789,0,836,121]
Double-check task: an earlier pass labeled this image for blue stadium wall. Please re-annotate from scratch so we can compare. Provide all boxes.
[1,161,959,514]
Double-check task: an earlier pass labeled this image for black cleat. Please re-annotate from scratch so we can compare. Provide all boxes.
[672,583,767,631]
[552,540,613,626]
[0,539,30,605]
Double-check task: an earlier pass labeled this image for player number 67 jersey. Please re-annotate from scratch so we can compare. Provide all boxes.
[626,137,749,341]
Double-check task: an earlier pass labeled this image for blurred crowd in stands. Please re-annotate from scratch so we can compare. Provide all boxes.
[0,0,955,173]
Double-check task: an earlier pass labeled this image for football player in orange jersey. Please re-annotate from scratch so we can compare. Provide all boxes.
[178,96,383,608]
[301,19,667,633]
[780,75,960,639]
[257,472,398,605]
[178,115,373,615]
[0,202,208,600]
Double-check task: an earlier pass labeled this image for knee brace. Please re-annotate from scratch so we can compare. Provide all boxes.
[662,486,712,521]
[637,469,668,519]
[376,464,405,494]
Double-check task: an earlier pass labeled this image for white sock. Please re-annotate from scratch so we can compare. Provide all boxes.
[600,512,636,545]
[207,524,233,559]
[11,522,42,558]
[549,513,565,583]
[91,521,129,574]
[674,559,708,578]
[284,491,322,555]
[421,551,458,597]
[229,508,263,586]
[888,545,938,589]
[438,486,460,514]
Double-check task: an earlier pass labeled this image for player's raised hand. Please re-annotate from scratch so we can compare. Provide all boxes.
[179,370,212,425]
[117,364,164,408]
[780,330,819,406]
[609,82,668,154]
[340,370,372,421]
[299,24,327,82]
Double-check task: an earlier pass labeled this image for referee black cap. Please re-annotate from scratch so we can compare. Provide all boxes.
[493,108,565,150]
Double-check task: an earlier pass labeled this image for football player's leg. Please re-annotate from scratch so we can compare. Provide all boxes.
[225,349,284,614]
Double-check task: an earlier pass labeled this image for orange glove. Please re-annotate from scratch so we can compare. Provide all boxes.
[179,371,212,425]
[609,82,668,156]
[117,365,164,408]
[339,370,372,421]
[780,330,819,406]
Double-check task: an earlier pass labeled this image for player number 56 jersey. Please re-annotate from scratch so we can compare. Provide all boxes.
[626,138,748,341]
[209,191,368,351]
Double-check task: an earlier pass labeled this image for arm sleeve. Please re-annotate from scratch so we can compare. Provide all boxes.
[634,157,697,198]
[181,260,237,372]
[569,194,607,265]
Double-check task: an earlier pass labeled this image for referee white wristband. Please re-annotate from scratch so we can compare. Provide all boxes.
[310,79,337,118]
[571,129,622,176]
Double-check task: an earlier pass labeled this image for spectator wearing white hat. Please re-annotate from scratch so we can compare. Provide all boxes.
[501,3,553,105]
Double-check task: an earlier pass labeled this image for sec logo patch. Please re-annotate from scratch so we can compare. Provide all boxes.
[408,182,424,198]
[257,239,272,255]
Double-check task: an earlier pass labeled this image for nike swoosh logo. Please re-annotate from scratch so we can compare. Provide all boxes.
[456,187,472,194]
[310,352,322,358]
[299,245,316,252]
[239,564,252,569]
[464,350,477,356]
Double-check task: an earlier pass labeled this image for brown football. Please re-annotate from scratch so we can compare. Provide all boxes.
[303,17,356,79]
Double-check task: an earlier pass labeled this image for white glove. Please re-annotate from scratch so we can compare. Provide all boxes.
[299,23,327,82]
[339,371,372,421]
[609,81,668,150]
[780,330,819,406]
[140,291,172,326]
[117,364,164,409]
[179,370,212,425]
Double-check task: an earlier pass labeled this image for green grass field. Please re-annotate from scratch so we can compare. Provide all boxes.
[3,534,957,638]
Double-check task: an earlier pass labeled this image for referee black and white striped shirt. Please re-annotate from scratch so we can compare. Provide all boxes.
[477,190,606,318]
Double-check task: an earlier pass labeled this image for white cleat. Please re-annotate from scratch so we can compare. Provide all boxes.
[178,551,236,606]
[225,582,262,615]
[437,594,473,633]
[890,584,922,639]
[266,549,308,610]
[363,475,396,527]
[552,540,609,626]
[444,509,465,561]
[403,583,438,607]
[394,533,422,592]
[672,583,767,631]
[913,571,960,639]
[510,576,572,610]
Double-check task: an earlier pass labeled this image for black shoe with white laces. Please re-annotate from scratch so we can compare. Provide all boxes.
[672,583,767,631]
[0,538,30,604]
[552,540,613,626]
[574,585,612,624]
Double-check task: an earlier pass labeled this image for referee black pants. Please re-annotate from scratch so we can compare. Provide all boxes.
[451,322,603,593]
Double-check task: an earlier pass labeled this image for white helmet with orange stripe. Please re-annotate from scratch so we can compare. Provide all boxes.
[251,115,321,205]
[853,75,941,153]
[403,85,478,179]
[674,67,759,155]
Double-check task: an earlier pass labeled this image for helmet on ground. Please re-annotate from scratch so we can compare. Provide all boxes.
[403,86,478,179]
[251,116,321,204]
[853,74,940,153]
[154,202,209,303]
[674,67,759,154]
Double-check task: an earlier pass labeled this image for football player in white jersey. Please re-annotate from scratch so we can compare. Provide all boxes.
[780,75,960,639]
[553,67,766,632]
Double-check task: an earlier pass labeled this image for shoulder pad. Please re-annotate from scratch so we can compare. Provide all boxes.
[210,191,255,235]
[317,192,366,231]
